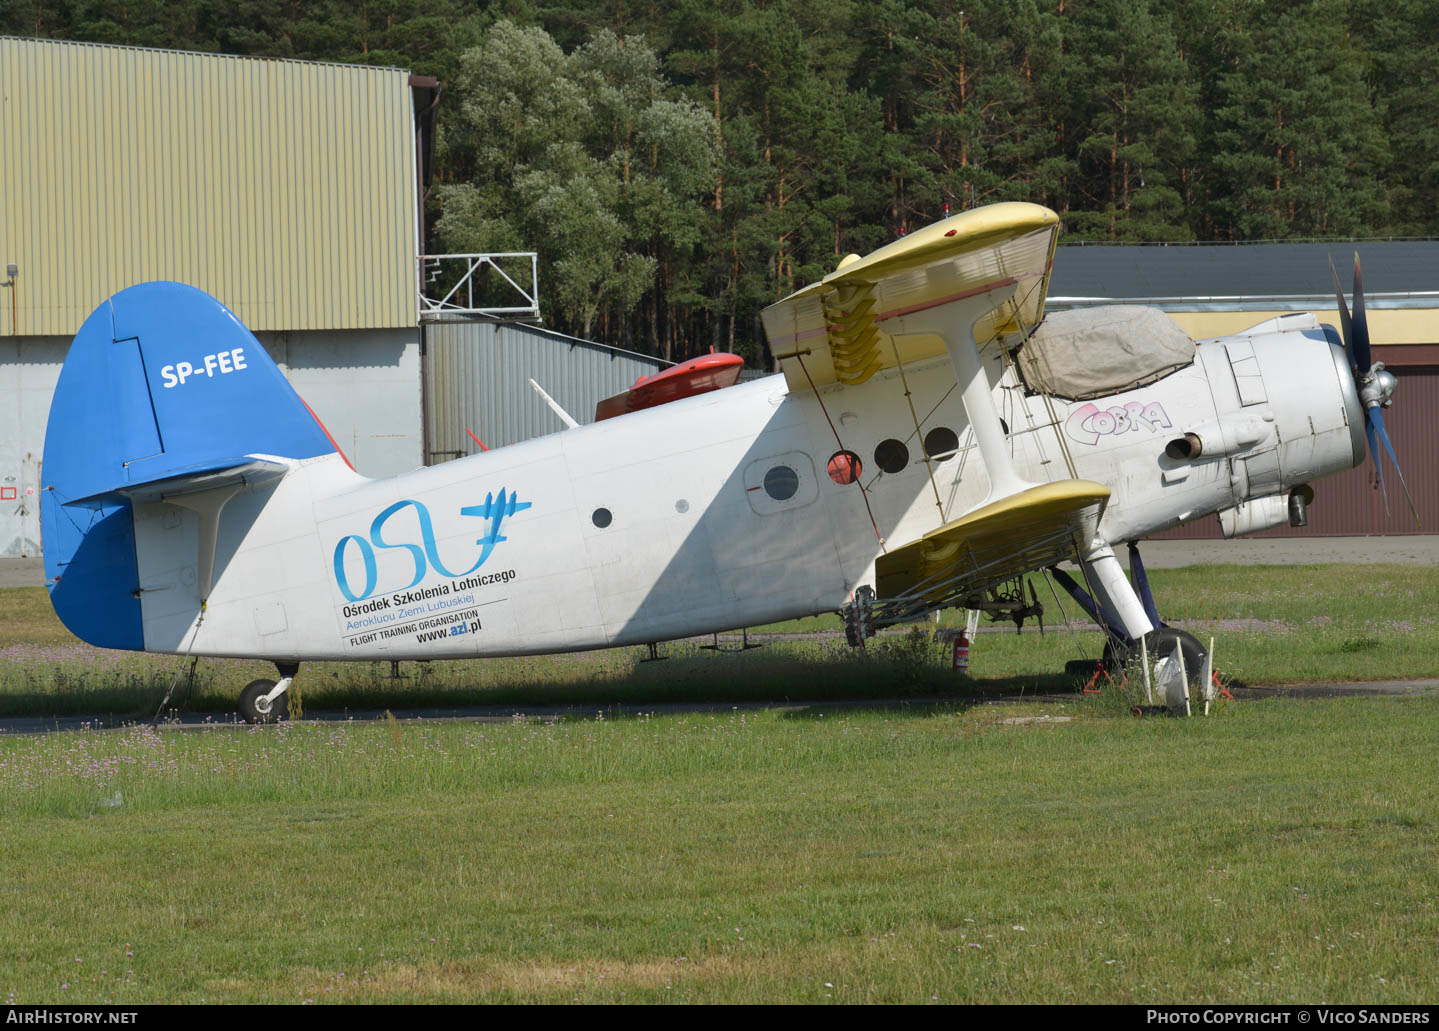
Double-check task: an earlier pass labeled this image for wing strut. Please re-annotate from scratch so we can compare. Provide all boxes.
[879,280,1155,641]
[883,282,1034,514]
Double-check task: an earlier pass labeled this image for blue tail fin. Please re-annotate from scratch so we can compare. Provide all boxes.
[42,282,339,648]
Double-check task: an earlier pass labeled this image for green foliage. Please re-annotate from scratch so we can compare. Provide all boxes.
[435,21,716,339]
[1062,0,1200,240]
[1206,0,1389,239]
[4,0,1429,352]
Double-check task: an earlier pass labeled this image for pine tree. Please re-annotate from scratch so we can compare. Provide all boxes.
[1208,0,1389,239]
[1060,0,1199,240]
[1355,0,1439,235]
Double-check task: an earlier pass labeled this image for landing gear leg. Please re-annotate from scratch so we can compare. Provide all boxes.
[1121,543,1212,707]
[843,586,876,647]
[239,662,297,724]
[1054,542,1212,711]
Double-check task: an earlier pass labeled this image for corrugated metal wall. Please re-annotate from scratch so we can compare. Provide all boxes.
[425,322,667,461]
[0,37,416,335]
[1156,365,1439,540]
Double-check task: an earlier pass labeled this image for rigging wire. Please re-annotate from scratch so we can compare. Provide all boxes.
[1009,274,1081,480]
[151,604,207,725]
[885,336,948,527]
[792,351,887,552]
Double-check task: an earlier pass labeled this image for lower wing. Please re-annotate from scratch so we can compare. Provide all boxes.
[872,479,1109,623]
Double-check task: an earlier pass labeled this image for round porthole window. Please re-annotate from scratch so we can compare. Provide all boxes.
[924,426,960,462]
[592,507,613,528]
[827,450,862,485]
[763,465,800,501]
[874,438,909,474]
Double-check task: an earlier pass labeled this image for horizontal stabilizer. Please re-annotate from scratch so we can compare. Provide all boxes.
[875,480,1109,615]
[66,457,289,507]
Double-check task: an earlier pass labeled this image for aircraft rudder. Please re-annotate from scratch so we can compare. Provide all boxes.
[41,282,341,649]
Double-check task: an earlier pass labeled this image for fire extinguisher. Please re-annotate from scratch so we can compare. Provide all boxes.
[951,633,970,674]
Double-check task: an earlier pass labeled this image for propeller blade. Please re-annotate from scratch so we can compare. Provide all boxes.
[1350,253,1372,372]
[1364,413,1389,516]
[1368,405,1421,529]
[1328,253,1354,362]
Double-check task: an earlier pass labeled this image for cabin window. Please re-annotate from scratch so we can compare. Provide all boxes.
[924,427,960,462]
[763,465,800,500]
[826,450,862,485]
[592,507,613,528]
[743,451,818,515]
[874,438,908,474]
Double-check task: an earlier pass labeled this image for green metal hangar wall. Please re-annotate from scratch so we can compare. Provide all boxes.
[0,36,433,557]
[1049,242,1439,538]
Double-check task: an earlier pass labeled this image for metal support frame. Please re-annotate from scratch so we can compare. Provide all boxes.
[1126,541,1162,628]
[419,253,540,321]
[870,525,1076,628]
[700,628,764,653]
[1048,566,1127,644]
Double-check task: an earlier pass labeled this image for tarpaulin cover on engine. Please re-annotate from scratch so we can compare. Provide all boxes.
[1016,305,1195,400]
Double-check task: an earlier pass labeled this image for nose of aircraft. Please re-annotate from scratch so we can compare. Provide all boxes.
[1242,327,1366,494]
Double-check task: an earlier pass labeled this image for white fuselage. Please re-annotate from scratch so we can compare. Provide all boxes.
[130,314,1362,661]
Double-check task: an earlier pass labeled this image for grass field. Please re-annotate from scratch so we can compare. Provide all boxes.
[3,563,1439,720]
[1,564,1437,1003]
[2,697,1436,1003]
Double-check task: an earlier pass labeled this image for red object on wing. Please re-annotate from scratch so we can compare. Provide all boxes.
[594,352,745,421]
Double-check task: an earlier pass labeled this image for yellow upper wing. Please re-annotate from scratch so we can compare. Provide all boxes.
[873,480,1109,615]
[761,202,1061,392]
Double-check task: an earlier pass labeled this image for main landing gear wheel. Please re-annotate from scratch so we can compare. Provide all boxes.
[239,678,290,725]
[1111,628,1208,712]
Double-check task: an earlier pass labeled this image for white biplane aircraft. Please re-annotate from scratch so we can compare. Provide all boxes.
[41,203,1410,721]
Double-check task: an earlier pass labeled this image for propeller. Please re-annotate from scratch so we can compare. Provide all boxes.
[1329,253,1420,528]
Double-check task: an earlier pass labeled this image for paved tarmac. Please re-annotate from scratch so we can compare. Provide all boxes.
[4,536,1438,590]
[1114,535,1439,569]
[1,557,43,588]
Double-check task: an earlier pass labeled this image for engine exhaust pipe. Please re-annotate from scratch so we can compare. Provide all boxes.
[1288,484,1314,527]
[1165,433,1203,460]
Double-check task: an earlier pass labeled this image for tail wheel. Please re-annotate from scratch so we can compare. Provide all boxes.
[239,678,289,725]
